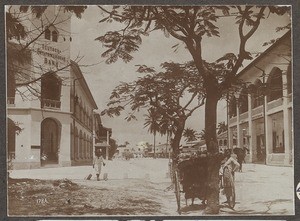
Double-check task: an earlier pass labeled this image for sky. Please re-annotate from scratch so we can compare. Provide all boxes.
[69,6,290,146]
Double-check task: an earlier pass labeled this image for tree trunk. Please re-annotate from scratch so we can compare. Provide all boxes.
[153,132,156,159]
[172,121,185,158]
[204,82,220,214]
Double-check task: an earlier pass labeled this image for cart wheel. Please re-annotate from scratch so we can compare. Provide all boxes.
[174,170,181,214]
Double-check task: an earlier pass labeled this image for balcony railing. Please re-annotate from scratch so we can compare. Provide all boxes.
[41,99,61,109]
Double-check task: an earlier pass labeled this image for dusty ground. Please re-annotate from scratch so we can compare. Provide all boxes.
[8,178,169,216]
[8,159,294,216]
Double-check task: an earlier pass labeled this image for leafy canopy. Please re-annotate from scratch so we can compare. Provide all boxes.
[101,61,206,135]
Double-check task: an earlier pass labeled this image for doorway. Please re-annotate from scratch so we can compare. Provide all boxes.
[41,118,60,165]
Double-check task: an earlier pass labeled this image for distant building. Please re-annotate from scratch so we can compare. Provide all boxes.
[181,140,206,153]
[227,31,292,166]
[94,113,112,160]
[147,143,172,158]
[217,131,229,153]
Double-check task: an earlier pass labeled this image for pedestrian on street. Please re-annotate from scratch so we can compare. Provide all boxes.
[93,149,105,181]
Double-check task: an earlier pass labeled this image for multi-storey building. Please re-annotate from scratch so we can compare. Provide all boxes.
[7,6,102,169]
[227,31,292,166]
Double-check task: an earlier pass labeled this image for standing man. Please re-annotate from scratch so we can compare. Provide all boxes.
[93,149,105,181]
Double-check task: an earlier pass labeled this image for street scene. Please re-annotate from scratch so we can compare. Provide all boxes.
[9,159,293,216]
[6,5,293,217]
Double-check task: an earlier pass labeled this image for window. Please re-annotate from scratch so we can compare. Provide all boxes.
[229,97,237,118]
[253,80,264,108]
[287,64,292,94]
[239,88,248,114]
[52,31,58,42]
[267,67,283,102]
[224,139,227,146]
[233,139,237,146]
[44,25,59,42]
[45,28,51,40]
[41,72,62,109]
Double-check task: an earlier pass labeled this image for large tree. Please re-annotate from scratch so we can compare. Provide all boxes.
[101,61,205,158]
[96,6,289,213]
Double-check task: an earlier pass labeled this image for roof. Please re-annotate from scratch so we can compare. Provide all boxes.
[70,60,98,109]
[237,30,291,78]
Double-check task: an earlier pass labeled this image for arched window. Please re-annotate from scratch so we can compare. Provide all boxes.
[253,80,264,108]
[267,67,283,102]
[52,30,58,42]
[229,97,237,118]
[45,28,51,40]
[79,130,83,159]
[71,124,74,160]
[41,72,62,109]
[239,88,248,114]
[44,25,59,42]
[287,64,292,94]
[83,133,86,159]
[74,127,78,159]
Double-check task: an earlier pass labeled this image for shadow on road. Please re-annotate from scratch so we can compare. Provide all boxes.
[179,203,206,214]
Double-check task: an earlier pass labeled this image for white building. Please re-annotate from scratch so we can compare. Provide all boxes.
[7,6,99,169]
[227,31,292,166]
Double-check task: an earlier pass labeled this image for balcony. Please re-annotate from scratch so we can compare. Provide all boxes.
[267,98,283,111]
[41,99,61,109]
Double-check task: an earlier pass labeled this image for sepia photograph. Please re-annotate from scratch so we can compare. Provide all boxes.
[5,4,295,218]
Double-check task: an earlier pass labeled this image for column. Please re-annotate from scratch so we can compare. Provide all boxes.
[264,95,271,165]
[59,123,71,166]
[282,70,291,165]
[228,127,233,149]
[106,130,110,160]
[248,94,253,162]
[236,98,240,149]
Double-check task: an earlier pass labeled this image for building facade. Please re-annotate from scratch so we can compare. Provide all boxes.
[227,31,292,166]
[7,6,99,169]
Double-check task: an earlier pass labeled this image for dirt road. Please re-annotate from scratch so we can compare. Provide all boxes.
[8,159,294,216]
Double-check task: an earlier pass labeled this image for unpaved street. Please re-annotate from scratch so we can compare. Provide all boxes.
[9,159,294,216]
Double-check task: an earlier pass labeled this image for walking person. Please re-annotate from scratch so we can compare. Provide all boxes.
[93,149,105,181]
[221,149,240,207]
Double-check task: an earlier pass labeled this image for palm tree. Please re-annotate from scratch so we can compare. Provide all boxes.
[199,129,207,141]
[183,128,199,142]
[217,121,227,135]
[144,108,161,158]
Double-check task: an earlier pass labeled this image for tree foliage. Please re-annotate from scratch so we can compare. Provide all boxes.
[95,5,290,214]
[183,127,200,142]
[96,6,290,145]
[101,61,206,155]
[217,121,227,135]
